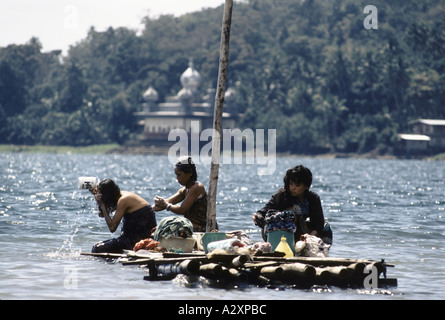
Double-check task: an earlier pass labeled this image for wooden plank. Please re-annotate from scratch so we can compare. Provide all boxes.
[80,252,124,259]
[162,252,207,258]
[121,258,152,266]
[121,255,209,266]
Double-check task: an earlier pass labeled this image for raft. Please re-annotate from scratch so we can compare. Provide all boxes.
[80,248,397,289]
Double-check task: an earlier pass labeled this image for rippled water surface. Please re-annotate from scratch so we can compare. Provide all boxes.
[1,153,444,299]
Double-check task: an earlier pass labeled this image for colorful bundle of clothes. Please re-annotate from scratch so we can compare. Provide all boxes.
[133,238,160,251]
[265,209,296,233]
[153,216,194,241]
[251,242,272,253]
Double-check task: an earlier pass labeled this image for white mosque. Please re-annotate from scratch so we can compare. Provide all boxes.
[134,60,239,146]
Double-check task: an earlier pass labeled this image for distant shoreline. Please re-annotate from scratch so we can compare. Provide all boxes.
[1,143,444,161]
[0,144,119,154]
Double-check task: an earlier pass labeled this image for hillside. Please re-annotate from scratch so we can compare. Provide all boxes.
[1,0,444,155]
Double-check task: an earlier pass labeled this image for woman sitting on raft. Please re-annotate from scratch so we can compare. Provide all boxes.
[153,156,210,232]
[90,179,157,253]
[252,165,332,244]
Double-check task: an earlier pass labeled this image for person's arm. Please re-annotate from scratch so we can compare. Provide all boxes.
[89,187,104,217]
[308,192,324,236]
[155,184,204,215]
[153,188,186,212]
[252,189,282,227]
[95,192,127,233]
[104,197,126,232]
[167,183,205,215]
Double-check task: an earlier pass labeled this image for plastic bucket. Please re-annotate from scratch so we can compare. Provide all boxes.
[159,237,196,253]
[267,231,295,255]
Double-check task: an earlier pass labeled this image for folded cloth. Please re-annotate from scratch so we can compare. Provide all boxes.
[153,216,194,241]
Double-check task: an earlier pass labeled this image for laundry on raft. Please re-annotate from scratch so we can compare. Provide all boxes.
[265,209,297,233]
[126,212,329,259]
[133,238,159,251]
[153,216,194,240]
[84,214,396,288]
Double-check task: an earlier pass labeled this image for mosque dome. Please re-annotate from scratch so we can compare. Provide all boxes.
[143,86,159,102]
[177,87,193,101]
[224,87,236,102]
[180,59,201,92]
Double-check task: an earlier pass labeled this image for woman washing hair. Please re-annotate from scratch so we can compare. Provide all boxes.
[153,156,211,232]
[90,179,157,253]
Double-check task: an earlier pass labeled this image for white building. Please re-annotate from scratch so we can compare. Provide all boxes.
[134,60,238,146]
[397,119,445,154]
[396,134,431,153]
[410,119,445,150]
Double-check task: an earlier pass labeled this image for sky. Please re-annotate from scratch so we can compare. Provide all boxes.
[0,0,226,55]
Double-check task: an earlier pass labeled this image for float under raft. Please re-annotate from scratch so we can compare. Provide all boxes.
[81,250,397,289]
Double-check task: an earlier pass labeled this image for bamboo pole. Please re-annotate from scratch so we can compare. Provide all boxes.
[231,254,248,268]
[253,256,376,267]
[282,263,316,279]
[315,267,331,282]
[326,266,351,279]
[227,268,248,282]
[260,266,284,280]
[199,263,223,277]
[347,262,366,276]
[156,259,201,277]
[206,0,234,232]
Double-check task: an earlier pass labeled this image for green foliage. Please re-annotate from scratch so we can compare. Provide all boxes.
[0,0,444,154]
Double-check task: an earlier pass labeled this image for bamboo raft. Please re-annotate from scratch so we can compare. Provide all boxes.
[80,250,397,289]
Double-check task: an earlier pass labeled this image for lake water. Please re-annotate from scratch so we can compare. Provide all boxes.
[1,152,444,300]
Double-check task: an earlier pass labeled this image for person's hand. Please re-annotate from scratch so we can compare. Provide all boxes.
[252,213,261,226]
[91,187,105,216]
[98,206,104,218]
[89,187,102,202]
[154,195,167,209]
[309,230,318,237]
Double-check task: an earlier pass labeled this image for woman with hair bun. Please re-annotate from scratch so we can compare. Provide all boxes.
[153,156,210,232]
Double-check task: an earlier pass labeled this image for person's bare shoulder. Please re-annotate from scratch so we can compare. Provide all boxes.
[192,181,206,195]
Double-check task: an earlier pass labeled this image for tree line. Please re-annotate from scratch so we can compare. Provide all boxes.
[1,0,444,154]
